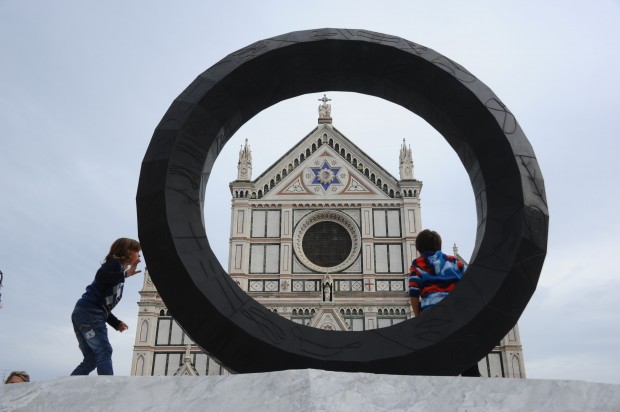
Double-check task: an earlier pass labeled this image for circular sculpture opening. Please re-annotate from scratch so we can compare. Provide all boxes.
[137,28,548,376]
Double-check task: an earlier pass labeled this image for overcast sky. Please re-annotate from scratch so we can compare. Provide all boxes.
[1,1,619,385]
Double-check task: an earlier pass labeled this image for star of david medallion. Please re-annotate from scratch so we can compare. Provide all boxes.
[312,161,340,189]
[303,156,349,195]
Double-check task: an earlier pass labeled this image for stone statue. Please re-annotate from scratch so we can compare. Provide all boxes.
[318,94,332,118]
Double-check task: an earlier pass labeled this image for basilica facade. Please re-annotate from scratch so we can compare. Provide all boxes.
[131,96,526,378]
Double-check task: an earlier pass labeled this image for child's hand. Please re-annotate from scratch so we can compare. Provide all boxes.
[118,322,129,332]
[126,252,142,277]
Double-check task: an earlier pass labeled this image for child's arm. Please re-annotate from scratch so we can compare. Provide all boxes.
[411,297,421,317]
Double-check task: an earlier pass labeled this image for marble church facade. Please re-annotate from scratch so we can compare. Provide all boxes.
[131,97,526,378]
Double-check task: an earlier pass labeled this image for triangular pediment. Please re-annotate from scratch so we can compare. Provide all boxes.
[253,124,401,201]
[174,350,199,376]
[174,362,199,376]
[308,305,351,331]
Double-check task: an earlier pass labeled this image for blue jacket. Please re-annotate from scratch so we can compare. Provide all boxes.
[408,251,466,312]
[75,258,126,330]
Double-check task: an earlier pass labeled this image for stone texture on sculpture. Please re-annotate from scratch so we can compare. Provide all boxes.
[136,28,548,375]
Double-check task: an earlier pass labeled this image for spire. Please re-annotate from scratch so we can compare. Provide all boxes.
[453,243,459,256]
[318,94,332,124]
[237,138,252,181]
[399,138,414,180]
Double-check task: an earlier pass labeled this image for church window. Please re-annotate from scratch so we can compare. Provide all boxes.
[169,320,184,345]
[156,318,171,345]
[276,174,281,183]
[352,158,357,167]
[195,354,208,375]
[249,245,280,274]
[329,138,334,146]
[335,143,340,152]
[346,153,351,162]
[295,158,300,167]
[257,190,263,199]
[156,318,192,346]
[291,308,315,325]
[340,148,345,157]
[312,144,316,152]
[152,353,168,376]
[251,210,281,238]
[374,244,404,273]
[480,351,505,378]
[340,308,365,331]
[373,210,401,237]
[302,221,352,267]
[377,308,407,328]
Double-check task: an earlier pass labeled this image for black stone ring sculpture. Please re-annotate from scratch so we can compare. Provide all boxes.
[137,28,548,375]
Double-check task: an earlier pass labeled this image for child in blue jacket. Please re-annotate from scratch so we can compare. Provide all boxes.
[70,238,141,375]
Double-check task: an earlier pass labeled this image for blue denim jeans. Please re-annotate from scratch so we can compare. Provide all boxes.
[70,306,114,375]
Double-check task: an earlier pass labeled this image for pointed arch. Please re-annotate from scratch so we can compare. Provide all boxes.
[139,319,149,342]
[134,354,145,376]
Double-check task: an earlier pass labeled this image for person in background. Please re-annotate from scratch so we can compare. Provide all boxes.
[408,229,481,377]
[4,371,30,384]
[70,238,141,376]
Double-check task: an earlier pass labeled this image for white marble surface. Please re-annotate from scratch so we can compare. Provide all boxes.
[1,369,619,412]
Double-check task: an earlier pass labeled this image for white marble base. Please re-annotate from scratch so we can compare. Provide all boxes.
[2,369,619,412]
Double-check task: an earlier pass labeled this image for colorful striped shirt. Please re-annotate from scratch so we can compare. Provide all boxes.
[408,250,466,312]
